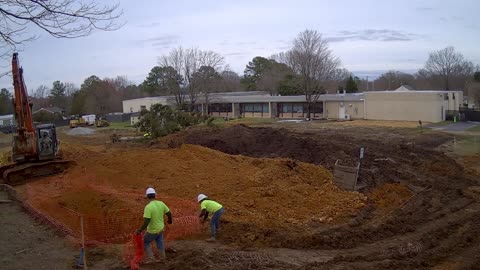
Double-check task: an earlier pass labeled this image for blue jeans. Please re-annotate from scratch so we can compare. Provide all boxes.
[210,207,224,238]
[143,232,165,258]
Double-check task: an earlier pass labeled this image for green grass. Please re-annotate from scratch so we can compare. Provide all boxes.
[102,121,134,130]
[453,135,480,156]
[467,125,480,133]
[427,121,452,127]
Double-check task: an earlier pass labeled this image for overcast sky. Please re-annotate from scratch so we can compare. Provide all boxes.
[0,0,479,92]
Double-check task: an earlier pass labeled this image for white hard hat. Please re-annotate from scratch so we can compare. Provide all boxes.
[146,188,156,196]
[197,194,207,202]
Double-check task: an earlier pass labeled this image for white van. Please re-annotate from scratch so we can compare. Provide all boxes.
[81,114,96,126]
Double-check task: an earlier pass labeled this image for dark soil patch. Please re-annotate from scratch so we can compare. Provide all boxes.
[151,124,480,268]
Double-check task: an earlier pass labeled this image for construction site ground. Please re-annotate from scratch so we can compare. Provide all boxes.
[1,120,480,269]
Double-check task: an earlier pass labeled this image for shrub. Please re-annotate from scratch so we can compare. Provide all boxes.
[135,104,208,138]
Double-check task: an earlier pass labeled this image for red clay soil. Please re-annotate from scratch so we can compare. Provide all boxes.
[12,124,480,269]
[21,143,366,247]
[151,125,480,269]
[368,183,413,212]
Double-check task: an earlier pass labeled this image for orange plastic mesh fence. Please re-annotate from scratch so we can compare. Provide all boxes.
[9,183,203,246]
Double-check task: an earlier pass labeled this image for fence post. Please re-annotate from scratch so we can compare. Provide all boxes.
[81,215,88,270]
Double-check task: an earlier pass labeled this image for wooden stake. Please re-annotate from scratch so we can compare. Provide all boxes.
[81,215,88,270]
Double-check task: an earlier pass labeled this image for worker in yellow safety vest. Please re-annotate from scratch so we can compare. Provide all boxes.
[198,194,224,242]
[136,188,172,263]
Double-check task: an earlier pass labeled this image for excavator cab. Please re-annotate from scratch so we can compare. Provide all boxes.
[37,124,58,160]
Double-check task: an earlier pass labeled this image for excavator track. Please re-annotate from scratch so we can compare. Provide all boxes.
[0,160,76,186]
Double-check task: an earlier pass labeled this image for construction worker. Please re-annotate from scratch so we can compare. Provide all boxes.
[198,194,224,241]
[136,187,172,263]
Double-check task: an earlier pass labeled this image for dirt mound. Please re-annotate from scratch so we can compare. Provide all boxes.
[23,144,366,247]
[154,124,457,189]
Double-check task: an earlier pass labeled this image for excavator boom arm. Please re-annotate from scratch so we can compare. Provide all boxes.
[11,53,37,162]
[12,53,34,133]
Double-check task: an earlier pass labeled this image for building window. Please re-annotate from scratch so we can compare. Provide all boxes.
[444,94,449,100]
[282,103,292,113]
[140,105,147,111]
[241,103,269,113]
[208,103,232,113]
[293,104,304,113]
[279,102,322,114]
[312,102,323,114]
[193,104,202,112]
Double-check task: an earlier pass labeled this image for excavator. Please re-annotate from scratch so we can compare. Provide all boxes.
[0,53,75,185]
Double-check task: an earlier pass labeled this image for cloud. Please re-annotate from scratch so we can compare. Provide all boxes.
[440,16,465,23]
[224,52,247,56]
[136,22,162,28]
[236,41,256,46]
[450,16,464,21]
[325,29,425,43]
[416,7,436,11]
[137,34,179,48]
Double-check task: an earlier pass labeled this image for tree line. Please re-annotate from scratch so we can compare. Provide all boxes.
[1,29,479,118]
[0,2,479,117]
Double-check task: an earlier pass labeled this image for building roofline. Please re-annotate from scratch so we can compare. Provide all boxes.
[366,90,463,94]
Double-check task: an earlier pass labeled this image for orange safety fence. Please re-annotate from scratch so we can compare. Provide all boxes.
[123,234,144,270]
[1,184,203,268]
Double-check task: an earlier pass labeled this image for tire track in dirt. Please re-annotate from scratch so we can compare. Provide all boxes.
[152,124,480,269]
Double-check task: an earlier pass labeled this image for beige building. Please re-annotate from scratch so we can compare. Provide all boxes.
[325,100,365,120]
[123,91,365,124]
[123,96,170,114]
[122,86,463,124]
[364,86,462,123]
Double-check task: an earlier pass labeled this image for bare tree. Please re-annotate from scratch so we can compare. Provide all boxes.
[421,46,475,90]
[104,75,134,91]
[374,70,415,90]
[219,69,242,92]
[191,66,221,114]
[159,47,225,109]
[0,1,123,61]
[32,85,49,98]
[64,82,78,96]
[326,68,351,92]
[280,30,340,119]
[30,85,50,110]
[256,62,292,95]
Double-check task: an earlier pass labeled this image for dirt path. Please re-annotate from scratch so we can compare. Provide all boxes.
[0,191,77,270]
